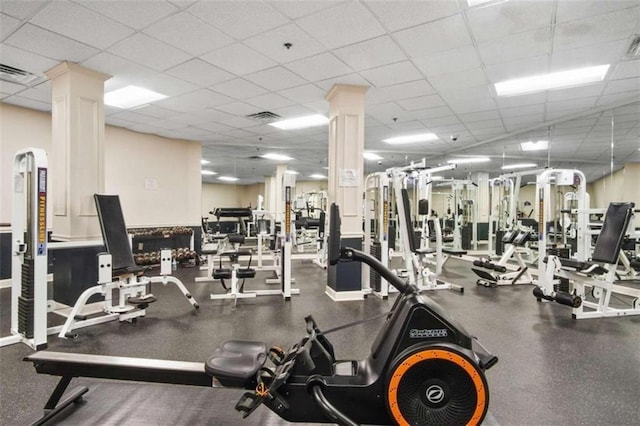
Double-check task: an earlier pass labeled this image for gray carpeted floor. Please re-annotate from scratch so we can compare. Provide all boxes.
[1,258,639,425]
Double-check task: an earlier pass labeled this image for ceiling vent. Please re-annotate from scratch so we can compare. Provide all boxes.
[246,111,281,123]
[247,155,267,160]
[625,35,640,58]
[0,63,41,85]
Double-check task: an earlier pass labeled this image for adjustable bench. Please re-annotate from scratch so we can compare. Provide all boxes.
[472,230,534,287]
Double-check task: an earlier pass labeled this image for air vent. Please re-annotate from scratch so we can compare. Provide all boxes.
[247,155,266,160]
[246,111,281,123]
[0,64,40,85]
[626,35,640,58]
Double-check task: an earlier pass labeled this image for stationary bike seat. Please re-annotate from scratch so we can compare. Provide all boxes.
[206,341,267,388]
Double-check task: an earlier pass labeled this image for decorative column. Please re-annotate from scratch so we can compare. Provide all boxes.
[45,62,110,241]
[325,84,368,301]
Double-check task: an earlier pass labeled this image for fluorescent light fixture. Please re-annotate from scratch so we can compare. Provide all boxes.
[201,170,217,175]
[218,176,238,182]
[501,163,537,170]
[363,152,383,160]
[261,153,293,161]
[495,64,610,97]
[201,159,210,165]
[285,170,299,175]
[383,133,439,145]
[467,0,494,6]
[309,174,326,179]
[104,85,167,109]
[447,157,491,164]
[268,114,328,130]
[520,140,548,151]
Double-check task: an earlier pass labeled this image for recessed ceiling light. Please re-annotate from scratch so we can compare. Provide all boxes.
[447,157,491,164]
[363,152,383,160]
[501,163,538,170]
[201,170,217,175]
[285,170,299,175]
[383,133,439,144]
[520,140,548,151]
[268,114,328,130]
[218,176,238,182]
[201,159,210,165]
[261,153,293,161]
[310,174,327,179]
[495,65,610,97]
[104,85,168,109]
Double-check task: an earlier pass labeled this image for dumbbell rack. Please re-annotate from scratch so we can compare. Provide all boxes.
[128,227,197,267]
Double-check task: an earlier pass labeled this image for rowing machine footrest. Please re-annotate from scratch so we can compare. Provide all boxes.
[235,392,264,418]
[213,269,232,279]
[237,268,256,279]
[205,341,267,388]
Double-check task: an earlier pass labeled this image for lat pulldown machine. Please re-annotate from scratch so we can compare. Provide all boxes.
[24,204,497,426]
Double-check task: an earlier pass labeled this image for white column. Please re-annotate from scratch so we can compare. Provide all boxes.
[45,62,110,241]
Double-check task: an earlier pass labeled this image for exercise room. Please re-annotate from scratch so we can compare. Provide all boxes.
[1,1,639,425]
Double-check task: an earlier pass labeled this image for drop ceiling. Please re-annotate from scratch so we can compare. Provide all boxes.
[1,0,639,184]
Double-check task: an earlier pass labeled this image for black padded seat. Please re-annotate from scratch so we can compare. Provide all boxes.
[236,268,256,279]
[430,236,454,243]
[442,248,467,255]
[213,269,232,279]
[415,247,436,254]
[201,248,217,255]
[205,341,267,388]
[112,265,145,276]
[543,256,609,276]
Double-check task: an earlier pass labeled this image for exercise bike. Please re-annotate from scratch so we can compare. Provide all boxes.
[26,204,497,425]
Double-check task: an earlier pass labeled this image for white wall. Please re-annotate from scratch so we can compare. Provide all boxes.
[201,183,241,217]
[589,164,640,209]
[1,102,201,228]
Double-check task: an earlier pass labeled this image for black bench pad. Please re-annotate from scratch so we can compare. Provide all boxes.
[205,341,266,388]
[443,248,467,255]
[543,256,609,276]
[415,247,436,254]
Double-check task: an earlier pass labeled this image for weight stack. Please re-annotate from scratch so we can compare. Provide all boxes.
[18,260,35,338]
[370,242,381,292]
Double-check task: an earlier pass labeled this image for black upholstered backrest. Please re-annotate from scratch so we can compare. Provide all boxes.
[592,202,634,265]
[401,188,417,253]
[328,204,341,266]
[94,194,136,271]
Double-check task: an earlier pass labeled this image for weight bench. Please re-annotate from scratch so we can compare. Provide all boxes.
[57,195,198,339]
[534,202,640,319]
[472,231,534,287]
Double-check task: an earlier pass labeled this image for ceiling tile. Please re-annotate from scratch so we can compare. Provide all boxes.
[141,73,200,97]
[595,92,640,106]
[466,0,553,43]
[209,78,269,99]
[267,0,344,20]
[484,55,549,83]
[194,121,234,133]
[1,0,48,19]
[458,110,501,123]
[270,103,316,118]
[495,92,547,108]
[0,79,25,95]
[423,115,461,127]
[314,73,371,91]
[15,81,50,102]
[555,0,638,24]
[551,38,628,72]
[602,78,640,95]
[156,89,234,112]
[83,52,155,87]
[427,67,488,92]
[360,61,422,88]
[279,84,326,103]
[333,35,406,71]
[363,0,460,32]
[244,66,308,91]
[478,28,550,66]
[499,103,545,118]
[244,23,326,64]
[187,1,287,40]
[31,1,134,49]
[0,12,21,39]
[3,95,50,111]
[170,109,232,126]
[397,94,445,111]
[143,12,234,56]
[379,79,436,101]
[108,33,191,71]
[411,105,455,120]
[166,59,235,88]
[412,45,481,77]
[201,43,277,75]
[610,59,640,81]
[365,101,406,121]
[439,85,493,105]
[393,14,472,58]
[296,1,385,49]
[79,0,178,30]
[449,98,497,114]
[4,24,99,62]
[553,8,639,51]
[131,105,180,120]
[0,44,59,74]
[546,83,606,102]
[214,101,262,116]
[284,52,352,81]
[245,92,296,110]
